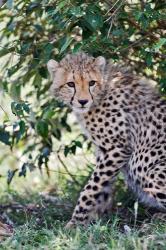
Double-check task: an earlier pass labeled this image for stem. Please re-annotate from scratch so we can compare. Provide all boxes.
[57,153,80,186]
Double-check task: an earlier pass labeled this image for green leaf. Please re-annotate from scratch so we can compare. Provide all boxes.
[60,37,73,54]
[69,7,84,17]
[134,11,142,21]
[7,65,19,77]
[42,43,54,62]
[64,146,69,157]
[43,109,55,120]
[146,52,153,67]
[72,42,82,53]
[0,47,15,57]
[112,29,125,37]
[38,67,48,79]
[11,102,27,117]
[7,169,18,185]
[10,83,21,101]
[153,38,166,52]
[84,12,103,30]
[33,73,42,89]
[19,163,27,177]
[20,42,31,54]
[22,102,30,114]
[19,120,26,135]
[11,101,16,115]
[26,2,40,12]
[36,120,48,138]
[71,145,76,155]
[0,128,10,145]
[34,24,43,33]
[75,141,82,148]
[53,128,61,140]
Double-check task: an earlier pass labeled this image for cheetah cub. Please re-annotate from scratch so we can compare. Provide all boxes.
[47,52,166,228]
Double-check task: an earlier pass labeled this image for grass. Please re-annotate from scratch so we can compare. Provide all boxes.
[0,175,166,250]
[1,201,166,250]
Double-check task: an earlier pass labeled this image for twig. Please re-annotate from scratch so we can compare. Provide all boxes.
[119,35,147,52]
[107,16,115,38]
[57,153,81,185]
[16,153,89,177]
[0,165,88,179]
[104,0,121,16]
[105,0,125,23]
[126,17,159,42]
[140,0,145,11]
[105,0,125,38]
[0,0,6,8]
[42,166,88,178]
[0,104,10,120]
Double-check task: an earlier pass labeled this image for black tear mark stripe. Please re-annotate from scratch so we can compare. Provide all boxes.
[87,69,94,101]
[89,86,94,101]
[70,70,76,105]
[70,86,76,105]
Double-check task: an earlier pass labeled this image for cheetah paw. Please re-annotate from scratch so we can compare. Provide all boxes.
[152,213,166,221]
[65,220,76,229]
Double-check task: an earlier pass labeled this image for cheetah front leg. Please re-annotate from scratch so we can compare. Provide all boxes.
[66,146,129,228]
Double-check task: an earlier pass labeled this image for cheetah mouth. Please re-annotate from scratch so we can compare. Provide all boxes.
[73,106,89,113]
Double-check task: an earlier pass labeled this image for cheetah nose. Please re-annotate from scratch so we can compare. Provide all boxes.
[78,99,89,106]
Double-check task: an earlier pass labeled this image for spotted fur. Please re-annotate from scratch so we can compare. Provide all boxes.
[47,52,166,227]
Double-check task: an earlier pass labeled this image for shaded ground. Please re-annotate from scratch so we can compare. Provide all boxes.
[0,188,166,250]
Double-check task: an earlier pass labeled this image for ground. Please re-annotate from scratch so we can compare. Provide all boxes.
[0,171,166,250]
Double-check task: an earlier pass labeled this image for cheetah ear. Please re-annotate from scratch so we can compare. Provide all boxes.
[94,56,106,72]
[47,59,59,79]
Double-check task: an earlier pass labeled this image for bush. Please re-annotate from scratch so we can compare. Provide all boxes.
[0,0,165,184]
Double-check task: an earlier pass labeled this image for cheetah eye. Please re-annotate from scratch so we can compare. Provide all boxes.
[66,81,75,87]
[89,80,96,87]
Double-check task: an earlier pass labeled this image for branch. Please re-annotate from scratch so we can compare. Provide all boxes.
[125,17,159,42]
[0,0,6,8]
[57,153,81,185]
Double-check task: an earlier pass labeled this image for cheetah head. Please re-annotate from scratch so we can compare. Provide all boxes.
[47,52,106,113]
